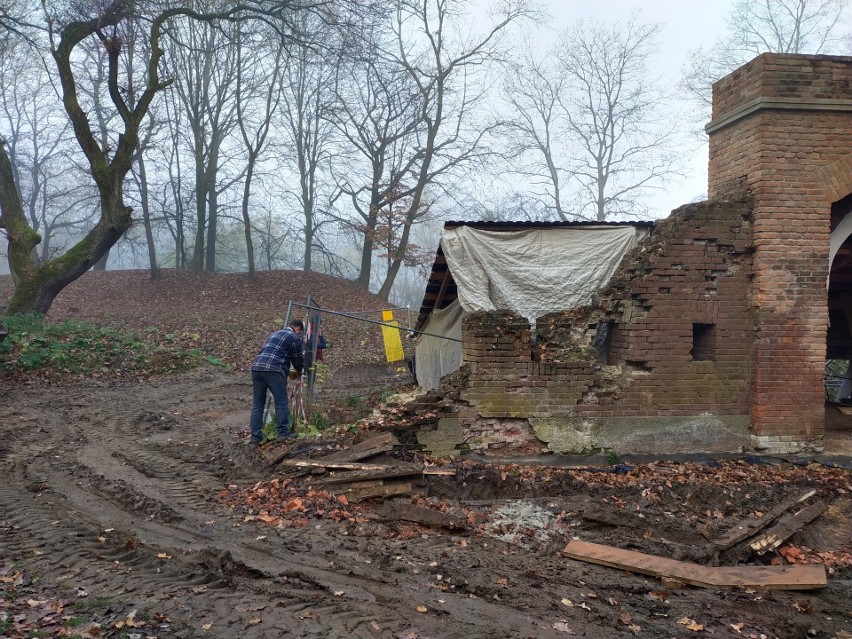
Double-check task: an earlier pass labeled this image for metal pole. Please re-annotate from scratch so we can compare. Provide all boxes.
[284,300,293,328]
[288,301,462,343]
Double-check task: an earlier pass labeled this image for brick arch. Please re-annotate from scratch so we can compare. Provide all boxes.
[818,154,852,205]
[830,215,852,275]
[822,155,852,273]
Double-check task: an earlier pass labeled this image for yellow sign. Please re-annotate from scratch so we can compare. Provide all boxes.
[381,310,405,363]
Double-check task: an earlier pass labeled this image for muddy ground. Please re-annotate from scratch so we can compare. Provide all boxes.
[3,368,852,639]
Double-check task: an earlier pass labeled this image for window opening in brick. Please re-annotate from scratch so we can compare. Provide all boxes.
[625,360,651,373]
[594,321,611,363]
[691,323,716,361]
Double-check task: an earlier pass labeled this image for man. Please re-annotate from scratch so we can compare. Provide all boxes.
[249,319,304,444]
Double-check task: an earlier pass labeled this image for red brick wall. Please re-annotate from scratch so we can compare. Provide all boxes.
[408,54,852,455]
[574,197,754,418]
[449,196,755,452]
[708,54,852,443]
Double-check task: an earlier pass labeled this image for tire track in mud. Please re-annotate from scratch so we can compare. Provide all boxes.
[0,377,453,637]
[0,445,412,638]
[3,373,692,639]
[2,381,617,639]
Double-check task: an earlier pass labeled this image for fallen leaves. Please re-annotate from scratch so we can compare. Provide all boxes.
[677,616,705,631]
[619,611,641,634]
[222,477,371,529]
[779,544,852,569]
[114,609,145,629]
[552,620,575,633]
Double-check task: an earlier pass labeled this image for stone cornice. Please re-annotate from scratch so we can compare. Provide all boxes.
[706,97,852,135]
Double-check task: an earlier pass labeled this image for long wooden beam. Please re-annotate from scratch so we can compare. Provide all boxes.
[563,540,827,590]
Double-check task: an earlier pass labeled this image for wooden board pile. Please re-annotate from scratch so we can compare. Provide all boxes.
[567,488,830,590]
[268,433,458,526]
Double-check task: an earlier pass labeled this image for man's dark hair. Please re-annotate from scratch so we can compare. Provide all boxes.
[289,319,304,331]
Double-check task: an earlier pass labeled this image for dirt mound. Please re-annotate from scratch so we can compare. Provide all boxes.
[0,269,414,374]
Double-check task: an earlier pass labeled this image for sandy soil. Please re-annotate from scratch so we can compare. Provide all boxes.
[2,368,852,639]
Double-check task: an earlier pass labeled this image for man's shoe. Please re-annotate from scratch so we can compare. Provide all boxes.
[249,437,262,445]
[276,432,297,441]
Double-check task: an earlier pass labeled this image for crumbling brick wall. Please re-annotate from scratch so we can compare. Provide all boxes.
[409,54,852,455]
[575,193,753,418]
[445,194,756,455]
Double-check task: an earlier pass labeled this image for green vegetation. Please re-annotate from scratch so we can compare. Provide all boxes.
[311,361,331,385]
[606,450,620,464]
[262,406,332,442]
[70,596,116,612]
[345,395,365,409]
[0,313,218,379]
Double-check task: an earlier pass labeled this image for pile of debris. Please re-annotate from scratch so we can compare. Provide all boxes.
[569,488,832,590]
[222,433,464,531]
[221,437,852,592]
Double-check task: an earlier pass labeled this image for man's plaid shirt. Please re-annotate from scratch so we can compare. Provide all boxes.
[251,328,304,374]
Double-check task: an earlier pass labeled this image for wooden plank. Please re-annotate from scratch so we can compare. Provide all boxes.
[346,481,412,502]
[381,500,467,530]
[318,467,424,484]
[321,432,398,463]
[710,489,817,550]
[276,460,391,472]
[422,467,456,476]
[330,479,386,491]
[749,501,828,555]
[563,540,827,590]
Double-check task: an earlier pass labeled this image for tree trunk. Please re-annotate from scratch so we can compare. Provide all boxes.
[241,152,257,282]
[92,250,109,271]
[205,184,218,272]
[137,153,159,279]
[2,141,132,314]
[377,218,414,301]
[355,194,381,289]
[191,161,206,273]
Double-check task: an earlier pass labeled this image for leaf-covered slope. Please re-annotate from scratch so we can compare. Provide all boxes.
[0,269,414,372]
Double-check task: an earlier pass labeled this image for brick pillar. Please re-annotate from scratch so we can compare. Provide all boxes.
[707,54,852,447]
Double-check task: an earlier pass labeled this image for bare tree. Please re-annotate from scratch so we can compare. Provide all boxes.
[275,11,338,273]
[235,22,283,282]
[683,0,849,112]
[331,38,422,291]
[502,50,571,220]
[0,32,101,263]
[0,1,334,315]
[505,16,682,222]
[332,0,530,299]
[164,8,243,274]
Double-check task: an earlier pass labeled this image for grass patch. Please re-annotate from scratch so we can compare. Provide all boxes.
[0,313,213,380]
[70,596,117,612]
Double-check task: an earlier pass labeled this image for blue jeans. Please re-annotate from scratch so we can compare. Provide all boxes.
[250,370,292,441]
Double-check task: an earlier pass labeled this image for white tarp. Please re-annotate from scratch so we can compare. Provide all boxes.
[415,299,465,391]
[441,225,639,320]
[415,225,642,389]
